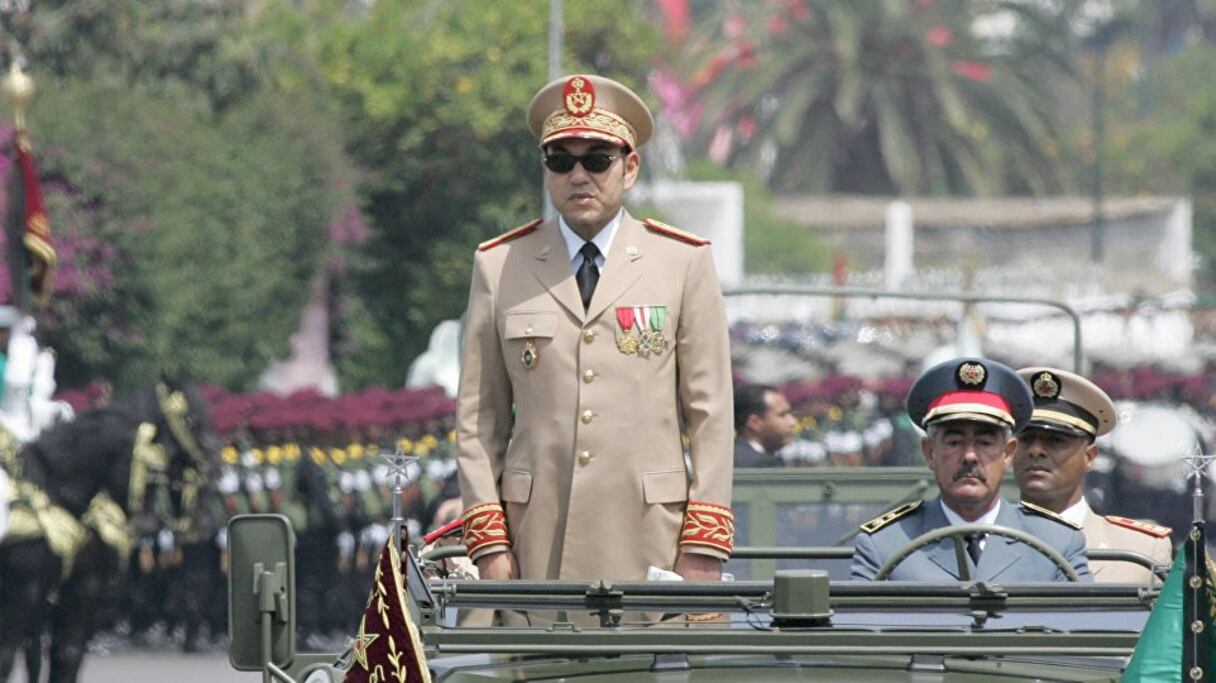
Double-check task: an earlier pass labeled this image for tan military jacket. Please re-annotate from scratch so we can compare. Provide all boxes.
[1079,500,1172,583]
[456,213,734,580]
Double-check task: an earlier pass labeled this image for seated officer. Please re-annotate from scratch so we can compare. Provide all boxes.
[1013,367,1171,582]
[851,358,1092,582]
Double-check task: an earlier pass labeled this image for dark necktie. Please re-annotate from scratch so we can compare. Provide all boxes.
[966,533,984,565]
[576,241,601,311]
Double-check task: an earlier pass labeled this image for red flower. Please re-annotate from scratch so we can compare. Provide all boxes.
[692,52,731,89]
[927,25,952,48]
[952,59,991,81]
[736,41,757,69]
[724,13,746,38]
[787,0,811,22]
[738,114,758,139]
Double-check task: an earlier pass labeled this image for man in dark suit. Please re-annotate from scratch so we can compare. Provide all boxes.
[850,357,1092,582]
[733,384,796,468]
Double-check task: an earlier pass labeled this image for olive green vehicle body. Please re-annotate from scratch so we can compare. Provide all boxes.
[227,468,1153,683]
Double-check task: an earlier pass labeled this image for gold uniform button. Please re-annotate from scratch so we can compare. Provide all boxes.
[583,369,596,383]
[578,450,592,466]
[583,330,597,343]
[581,410,594,424]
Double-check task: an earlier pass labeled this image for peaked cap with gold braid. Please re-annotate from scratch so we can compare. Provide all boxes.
[1015,366,1117,438]
[527,74,654,149]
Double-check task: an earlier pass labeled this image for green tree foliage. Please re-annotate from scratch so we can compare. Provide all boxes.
[11,0,267,110]
[261,0,659,386]
[1095,44,1216,273]
[0,1,362,390]
[29,79,340,389]
[676,0,1079,196]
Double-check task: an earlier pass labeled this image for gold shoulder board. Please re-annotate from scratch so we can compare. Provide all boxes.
[478,219,542,251]
[1020,500,1081,529]
[1105,515,1172,538]
[643,218,711,246]
[860,500,923,534]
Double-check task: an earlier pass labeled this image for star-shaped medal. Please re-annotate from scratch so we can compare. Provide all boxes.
[349,617,379,671]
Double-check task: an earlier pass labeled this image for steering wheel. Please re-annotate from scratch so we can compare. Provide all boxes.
[874,523,1081,582]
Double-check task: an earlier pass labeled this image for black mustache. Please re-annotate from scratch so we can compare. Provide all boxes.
[954,467,986,482]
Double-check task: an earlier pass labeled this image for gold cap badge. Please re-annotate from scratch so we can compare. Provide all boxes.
[563,76,595,117]
[1032,371,1061,399]
[957,362,986,387]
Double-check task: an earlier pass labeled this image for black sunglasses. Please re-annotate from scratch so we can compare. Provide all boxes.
[543,151,623,174]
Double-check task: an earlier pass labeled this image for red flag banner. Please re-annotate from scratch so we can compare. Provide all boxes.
[343,531,431,683]
[14,130,54,305]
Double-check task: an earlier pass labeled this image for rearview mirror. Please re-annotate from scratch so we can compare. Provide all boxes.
[228,514,296,671]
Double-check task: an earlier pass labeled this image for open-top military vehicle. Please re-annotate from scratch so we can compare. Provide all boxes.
[226,500,1160,682]
[226,288,1180,682]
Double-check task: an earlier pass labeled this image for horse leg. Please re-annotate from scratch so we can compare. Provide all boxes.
[48,537,113,683]
[22,637,42,683]
[0,540,57,683]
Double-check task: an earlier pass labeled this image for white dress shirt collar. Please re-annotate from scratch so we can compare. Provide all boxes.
[1059,497,1091,528]
[559,209,622,273]
[941,498,1001,527]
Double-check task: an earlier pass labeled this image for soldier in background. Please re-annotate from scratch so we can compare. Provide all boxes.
[733,384,796,468]
[1013,367,1172,582]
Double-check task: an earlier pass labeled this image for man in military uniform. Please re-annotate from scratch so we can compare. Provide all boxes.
[851,358,1092,582]
[457,74,734,583]
[733,384,796,468]
[1013,367,1172,582]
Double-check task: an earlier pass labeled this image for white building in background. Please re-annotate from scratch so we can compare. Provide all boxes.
[724,194,1197,373]
[770,194,1192,297]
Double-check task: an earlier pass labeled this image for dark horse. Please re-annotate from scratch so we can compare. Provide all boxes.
[0,380,219,683]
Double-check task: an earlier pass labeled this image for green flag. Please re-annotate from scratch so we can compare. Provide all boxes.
[1122,525,1214,682]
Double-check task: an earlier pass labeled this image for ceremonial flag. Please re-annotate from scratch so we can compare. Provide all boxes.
[12,129,54,305]
[342,529,431,683]
[1122,523,1216,682]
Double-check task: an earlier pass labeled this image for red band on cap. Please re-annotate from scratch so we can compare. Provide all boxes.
[927,390,1012,418]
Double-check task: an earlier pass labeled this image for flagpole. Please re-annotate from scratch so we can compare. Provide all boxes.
[384,449,419,555]
[1185,450,1214,683]
[0,60,31,312]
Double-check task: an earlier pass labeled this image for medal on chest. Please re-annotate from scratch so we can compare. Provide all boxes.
[521,339,539,369]
[615,307,640,355]
[615,306,666,356]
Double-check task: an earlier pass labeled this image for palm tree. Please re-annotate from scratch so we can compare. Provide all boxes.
[669,0,1083,196]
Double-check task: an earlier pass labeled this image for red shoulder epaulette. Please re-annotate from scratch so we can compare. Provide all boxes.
[478,219,542,251]
[643,218,710,246]
[1105,515,1172,538]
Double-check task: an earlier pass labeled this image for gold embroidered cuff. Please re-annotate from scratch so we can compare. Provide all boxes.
[461,502,510,556]
[679,501,734,555]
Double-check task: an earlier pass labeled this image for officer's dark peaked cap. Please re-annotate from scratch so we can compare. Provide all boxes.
[906,357,1034,432]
